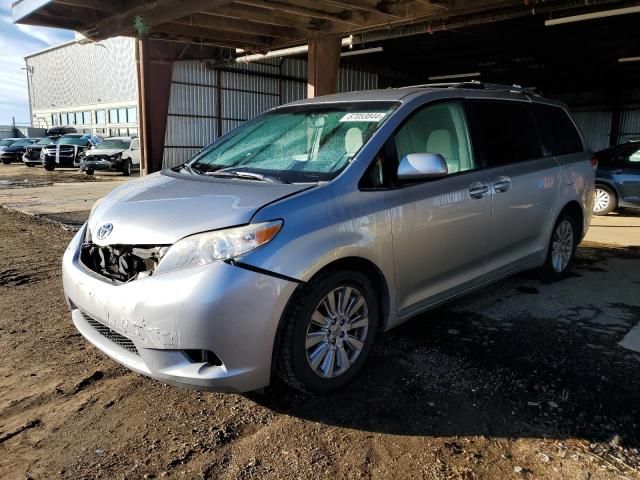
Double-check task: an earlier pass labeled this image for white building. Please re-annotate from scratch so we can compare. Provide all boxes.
[26,37,139,138]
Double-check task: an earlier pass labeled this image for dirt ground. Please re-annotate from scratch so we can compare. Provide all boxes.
[0,163,130,187]
[1,208,639,480]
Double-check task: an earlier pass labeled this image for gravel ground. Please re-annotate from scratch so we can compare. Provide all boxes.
[0,208,639,480]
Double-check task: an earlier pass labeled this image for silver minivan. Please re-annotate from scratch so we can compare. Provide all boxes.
[62,84,595,393]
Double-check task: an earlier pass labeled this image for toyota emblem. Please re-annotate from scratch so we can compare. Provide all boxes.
[96,223,113,240]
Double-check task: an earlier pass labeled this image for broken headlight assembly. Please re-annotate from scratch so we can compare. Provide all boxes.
[155,220,282,274]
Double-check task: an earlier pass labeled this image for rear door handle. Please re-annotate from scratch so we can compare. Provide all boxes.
[469,182,490,199]
[493,176,512,193]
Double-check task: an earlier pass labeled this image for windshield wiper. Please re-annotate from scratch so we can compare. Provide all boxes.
[205,169,288,184]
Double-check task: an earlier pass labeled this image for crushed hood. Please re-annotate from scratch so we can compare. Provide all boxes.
[88,171,312,246]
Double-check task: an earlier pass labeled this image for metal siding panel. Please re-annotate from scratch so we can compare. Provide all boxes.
[571,110,612,151]
[620,108,640,143]
[171,60,216,86]
[168,84,216,117]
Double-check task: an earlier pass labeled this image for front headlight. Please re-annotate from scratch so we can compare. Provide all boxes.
[155,220,282,274]
[110,153,121,161]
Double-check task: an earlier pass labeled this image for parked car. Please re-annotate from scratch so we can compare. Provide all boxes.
[23,136,59,167]
[62,84,594,394]
[0,138,20,152]
[592,141,640,215]
[41,133,101,171]
[78,136,140,176]
[1,138,38,164]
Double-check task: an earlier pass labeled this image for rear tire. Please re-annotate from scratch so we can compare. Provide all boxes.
[593,185,616,216]
[542,212,579,281]
[122,158,132,176]
[85,169,94,176]
[276,270,378,394]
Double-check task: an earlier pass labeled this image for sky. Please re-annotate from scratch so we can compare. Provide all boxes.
[0,2,74,125]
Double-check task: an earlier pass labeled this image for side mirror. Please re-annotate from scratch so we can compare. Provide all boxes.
[397,153,448,181]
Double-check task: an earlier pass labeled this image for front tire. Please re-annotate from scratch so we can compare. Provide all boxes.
[543,212,579,280]
[1,158,10,165]
[122,158,132,176]
[276,270,378,394]
[593,185,616,216]
[43,161,55,171]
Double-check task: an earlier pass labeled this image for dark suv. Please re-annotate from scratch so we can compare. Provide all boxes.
[41,134,101,171]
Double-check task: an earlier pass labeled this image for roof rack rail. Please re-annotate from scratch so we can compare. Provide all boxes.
[401,81,541,96]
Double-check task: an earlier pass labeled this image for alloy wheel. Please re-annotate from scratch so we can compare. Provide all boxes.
[593,188,610,213]
[305,286,369,378]
[551,219,574,273]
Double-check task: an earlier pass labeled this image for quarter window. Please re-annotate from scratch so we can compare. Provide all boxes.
[533,104,583,155]
[468,100,542,166]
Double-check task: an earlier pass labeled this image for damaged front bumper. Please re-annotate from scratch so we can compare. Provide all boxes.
[62,226,298,392]
[78,159,117,171]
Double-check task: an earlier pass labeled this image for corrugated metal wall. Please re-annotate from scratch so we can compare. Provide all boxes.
[163,58,378,168]
[620,108,640,143]
[571,110,612,151]
[27,37,137,110]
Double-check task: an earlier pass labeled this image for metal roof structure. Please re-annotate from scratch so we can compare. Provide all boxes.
[10,0,589,52]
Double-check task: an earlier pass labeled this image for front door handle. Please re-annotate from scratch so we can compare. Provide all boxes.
[469,182,490,199]
[493,176,512,193]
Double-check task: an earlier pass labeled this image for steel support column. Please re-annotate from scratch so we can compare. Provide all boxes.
[307,36,341,98]
[136,34,173,174]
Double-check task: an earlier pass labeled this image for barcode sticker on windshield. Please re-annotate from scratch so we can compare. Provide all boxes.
[339,112,386,122]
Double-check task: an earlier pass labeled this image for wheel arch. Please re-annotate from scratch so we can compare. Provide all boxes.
[558,200,585,239]
[270,255,391,375]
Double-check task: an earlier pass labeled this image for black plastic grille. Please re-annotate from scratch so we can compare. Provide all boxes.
[81,311,139,355]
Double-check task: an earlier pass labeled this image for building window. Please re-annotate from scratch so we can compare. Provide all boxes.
[69,113,76,125]
[82,111,91,125]
[50,114,57,126]
[109,109,118,123]
[61,112,68,125]
[128,128,138,137]
[127,106,137,124]
[118,107,127,123]
[96,110,106,125]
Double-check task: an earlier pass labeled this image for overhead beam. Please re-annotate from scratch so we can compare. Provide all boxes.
[199,6,333,33]
[88,0,233,41]
[317,0,403,19]
[174,13,304,39]
[234,0,365,27]
[154,22,271,47]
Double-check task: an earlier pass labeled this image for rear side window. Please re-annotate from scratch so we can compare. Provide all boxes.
[533,104,583,155]
[467,101,542,166]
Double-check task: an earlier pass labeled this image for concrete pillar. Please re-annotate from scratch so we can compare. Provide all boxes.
[136,35,173,175]
[307,36,342,98]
